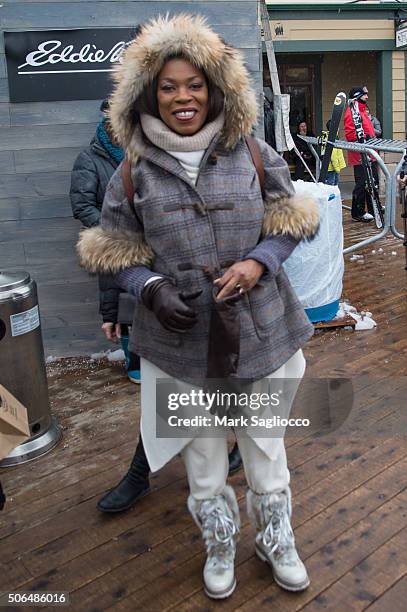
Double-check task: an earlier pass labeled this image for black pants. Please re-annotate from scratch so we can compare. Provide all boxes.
[129,435,150,480]
[294,155,314,181]
[352,162,380,218]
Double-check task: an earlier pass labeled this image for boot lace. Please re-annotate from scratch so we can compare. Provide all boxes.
[201,502,237,571]
[262,505,298,566]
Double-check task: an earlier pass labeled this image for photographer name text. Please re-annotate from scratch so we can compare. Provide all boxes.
[167,415,310,429]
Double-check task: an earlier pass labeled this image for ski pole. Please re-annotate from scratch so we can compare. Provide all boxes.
[293,146,317,184]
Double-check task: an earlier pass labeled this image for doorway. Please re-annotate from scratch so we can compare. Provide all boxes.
[263,54,323,137]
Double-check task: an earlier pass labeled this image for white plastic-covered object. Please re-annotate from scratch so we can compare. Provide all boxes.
[283,180,344,310]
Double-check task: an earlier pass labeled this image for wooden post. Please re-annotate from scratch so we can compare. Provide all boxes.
[260,0,280,96]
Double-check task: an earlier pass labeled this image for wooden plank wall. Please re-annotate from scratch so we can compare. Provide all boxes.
[269,18,395,43]
[0,0,262,357]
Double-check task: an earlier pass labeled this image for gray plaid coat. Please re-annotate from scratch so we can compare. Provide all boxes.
[79,133,318,381]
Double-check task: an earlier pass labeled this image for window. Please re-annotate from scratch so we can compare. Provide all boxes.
[278,64,315,135]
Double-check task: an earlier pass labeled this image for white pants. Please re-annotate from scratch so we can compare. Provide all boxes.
[182,349,306,500]
[141,348,306,478]
[182,434,289,499]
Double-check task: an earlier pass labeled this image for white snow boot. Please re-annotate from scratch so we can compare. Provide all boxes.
[247,488,310,592]
[188,485,240,599]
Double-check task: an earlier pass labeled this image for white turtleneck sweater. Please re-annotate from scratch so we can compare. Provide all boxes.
[166,149,206,186]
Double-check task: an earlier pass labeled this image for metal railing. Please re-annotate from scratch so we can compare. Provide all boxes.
[299,135,407,254]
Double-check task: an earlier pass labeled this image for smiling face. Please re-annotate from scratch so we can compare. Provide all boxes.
[157,58,209,136]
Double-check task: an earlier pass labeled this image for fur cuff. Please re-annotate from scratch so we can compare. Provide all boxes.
[77,226,154,274]
[187,485,241,530]
[262,194,320,241]
[246,487,292,531]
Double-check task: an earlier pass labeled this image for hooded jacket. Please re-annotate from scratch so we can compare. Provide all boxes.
[77,14,319,382]
[70,135,123,323]
[70,136,119,228]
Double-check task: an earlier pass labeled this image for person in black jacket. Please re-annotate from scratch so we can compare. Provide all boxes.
[71,101,120,226]
[70,100,140,382]
[70,100,151,512]
[292,120,315,181]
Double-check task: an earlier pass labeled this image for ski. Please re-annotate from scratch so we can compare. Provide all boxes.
[349,99,384,228]
[319,92,347,184]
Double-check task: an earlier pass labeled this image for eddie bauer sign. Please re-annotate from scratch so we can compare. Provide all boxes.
[4,28,140,103]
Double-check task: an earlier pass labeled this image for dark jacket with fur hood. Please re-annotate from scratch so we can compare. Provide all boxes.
[77,14,319,380]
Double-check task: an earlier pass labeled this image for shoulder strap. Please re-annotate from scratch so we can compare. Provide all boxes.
[121,158,135,212]
[245,135,265,198]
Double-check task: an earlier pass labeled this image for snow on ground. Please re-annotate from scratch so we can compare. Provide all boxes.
[107,349,125,362]
[45,355,58,364]
[336,301,377,331]
[90,349,125,362]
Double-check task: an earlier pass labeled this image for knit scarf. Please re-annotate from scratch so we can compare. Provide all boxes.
[140,112,224,153]
[97,118,124,164]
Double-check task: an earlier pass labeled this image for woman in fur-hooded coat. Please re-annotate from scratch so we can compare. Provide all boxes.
[78,14,318,599]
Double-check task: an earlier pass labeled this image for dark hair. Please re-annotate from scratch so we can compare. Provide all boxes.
[100,98,110,113]
[133,55,224,124]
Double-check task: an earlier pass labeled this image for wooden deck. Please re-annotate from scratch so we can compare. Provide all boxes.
[1,209,406,611]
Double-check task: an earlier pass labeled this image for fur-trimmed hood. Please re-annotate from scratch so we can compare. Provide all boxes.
[109,13,258,161]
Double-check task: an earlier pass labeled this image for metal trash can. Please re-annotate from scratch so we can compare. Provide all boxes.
[0,271,61,466]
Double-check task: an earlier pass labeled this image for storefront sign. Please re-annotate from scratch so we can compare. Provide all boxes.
[396,22,407,48]
[4,28,139,103]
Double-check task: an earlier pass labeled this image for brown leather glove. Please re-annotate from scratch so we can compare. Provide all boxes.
[142,278,201,333]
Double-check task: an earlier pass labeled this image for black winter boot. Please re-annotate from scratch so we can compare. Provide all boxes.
[228,442,242,475]
[97,437,150,513]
